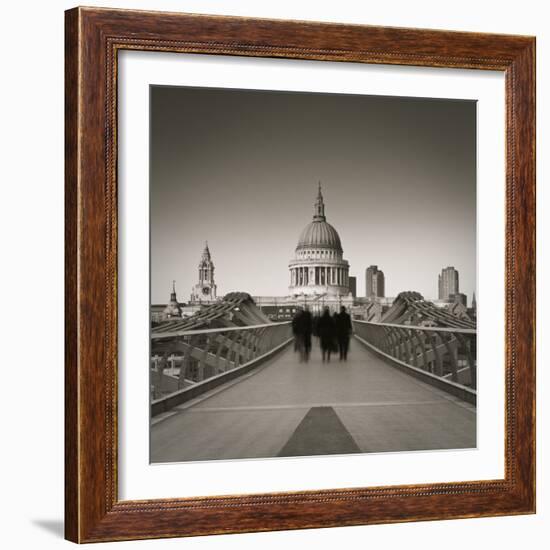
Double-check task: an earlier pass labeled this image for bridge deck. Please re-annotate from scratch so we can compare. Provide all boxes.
[151,337,476,462]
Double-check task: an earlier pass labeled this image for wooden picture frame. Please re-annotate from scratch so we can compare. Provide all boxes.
[65,6,536,543]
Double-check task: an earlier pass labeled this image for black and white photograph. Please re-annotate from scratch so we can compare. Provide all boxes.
[149,85,477,463]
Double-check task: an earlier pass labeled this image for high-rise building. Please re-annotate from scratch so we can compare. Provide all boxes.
[366,265,385,298]
[438,266,459,301]
[190,242,217,303]
[349,276,357,298]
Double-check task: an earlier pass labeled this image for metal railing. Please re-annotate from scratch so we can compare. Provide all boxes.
[151,321,293,403]
[353,320,477,391]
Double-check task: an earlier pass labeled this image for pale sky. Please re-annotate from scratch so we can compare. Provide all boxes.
[150,85,476,304]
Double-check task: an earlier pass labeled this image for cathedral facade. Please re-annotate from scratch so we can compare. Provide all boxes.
[287,185,353,312]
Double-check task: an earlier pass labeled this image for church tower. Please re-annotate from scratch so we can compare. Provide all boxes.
[162,280,182,319]
[190,242,217,303]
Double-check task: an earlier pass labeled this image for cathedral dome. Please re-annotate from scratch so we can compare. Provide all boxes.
[297,220,342,251]
[295,184,342,252]
[288,184,350,300]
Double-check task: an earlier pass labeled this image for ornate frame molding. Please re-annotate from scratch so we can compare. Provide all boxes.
[65,7,535,542]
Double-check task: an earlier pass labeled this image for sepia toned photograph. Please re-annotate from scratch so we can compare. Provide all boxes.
[149,85,477,463]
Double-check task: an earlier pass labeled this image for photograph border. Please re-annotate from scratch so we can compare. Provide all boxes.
[65,6,535,542]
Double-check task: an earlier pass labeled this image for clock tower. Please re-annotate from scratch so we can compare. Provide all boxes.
[190,242,217,303]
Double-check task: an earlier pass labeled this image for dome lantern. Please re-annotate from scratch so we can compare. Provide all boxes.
[313,182,326,221]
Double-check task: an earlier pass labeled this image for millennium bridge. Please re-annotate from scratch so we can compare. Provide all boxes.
[150,292,476,462]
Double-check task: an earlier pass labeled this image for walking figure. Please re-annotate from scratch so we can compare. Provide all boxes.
[317,306,336,362]
[292,307,313,362]
[335,306,352,360]
[292,307,303,353]
[300,306,313,361]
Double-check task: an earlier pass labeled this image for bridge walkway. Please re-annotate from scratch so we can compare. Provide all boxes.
[151,337,476,462]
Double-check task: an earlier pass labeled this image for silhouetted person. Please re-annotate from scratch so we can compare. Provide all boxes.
[292,307,313,362]
[292,307,303,353]
[312,314,320,338]
[300,306,313,361]
[335,306,352,360]
[317,306,336,362]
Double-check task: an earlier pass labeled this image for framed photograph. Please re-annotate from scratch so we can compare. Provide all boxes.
[65,7,535,543]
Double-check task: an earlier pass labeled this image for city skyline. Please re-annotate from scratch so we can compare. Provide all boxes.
[151,86,476,303]
[158,256,474,304]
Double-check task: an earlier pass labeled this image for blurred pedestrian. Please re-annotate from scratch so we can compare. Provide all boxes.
[292,307,304,354]
[301,306,313,361]
[335,306,352,360]
[312,313,320,338]
[317,306,336,362]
